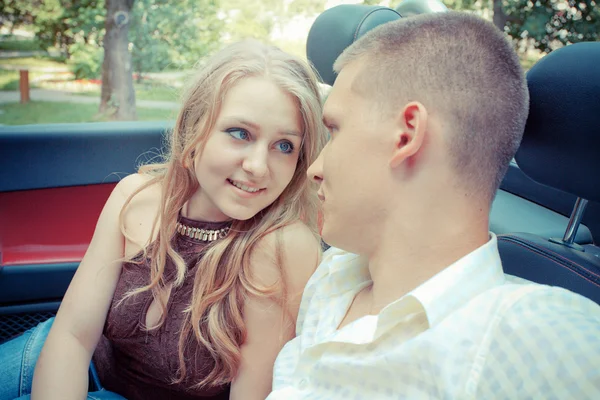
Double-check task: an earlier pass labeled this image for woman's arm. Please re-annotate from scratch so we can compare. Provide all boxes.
[229,222,321,400]
[31,176,139,400]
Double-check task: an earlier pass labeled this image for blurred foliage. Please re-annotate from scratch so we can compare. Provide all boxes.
[363,0,599,53]
[69,42,103,79]
[1,0,223,77]
[5,0,595,82]
[0,37,43,51]
[0,0,105,52]
[503,0,599,52]
[129,0,223,77]
[220,0,325,42]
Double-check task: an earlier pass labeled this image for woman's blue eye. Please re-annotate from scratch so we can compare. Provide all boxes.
[226,128,250,141]
[277,141,294,154]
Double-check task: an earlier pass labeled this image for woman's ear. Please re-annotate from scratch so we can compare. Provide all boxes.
[389,101,428,169]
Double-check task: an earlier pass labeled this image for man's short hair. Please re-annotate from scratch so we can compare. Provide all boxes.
[334,11,529,201]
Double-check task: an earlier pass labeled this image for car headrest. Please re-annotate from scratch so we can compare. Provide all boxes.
[394,0,448,17]
[516,42,600,203]
[306,5,401,86]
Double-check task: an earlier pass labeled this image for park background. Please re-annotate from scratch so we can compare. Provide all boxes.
[0,0,597,125]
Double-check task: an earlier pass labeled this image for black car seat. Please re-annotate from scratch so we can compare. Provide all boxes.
[307,1,447,86]
[497,42,600,304]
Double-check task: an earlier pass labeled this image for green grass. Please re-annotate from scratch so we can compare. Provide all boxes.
[0,69,22,90]
[0,69,47,90]
[0,56,67,68]
[134,83,181,102]
[0,56,181,102]
[77,82,181,102]
[0,56,69,90]
[0,101,177,125]
[0,38,43,52]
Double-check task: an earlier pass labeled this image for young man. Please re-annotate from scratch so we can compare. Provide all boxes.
[267,11,600,399]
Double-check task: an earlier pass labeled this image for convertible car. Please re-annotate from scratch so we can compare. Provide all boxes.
[1,0,599,351]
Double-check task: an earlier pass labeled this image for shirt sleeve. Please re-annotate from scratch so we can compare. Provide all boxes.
[474,286,600,399]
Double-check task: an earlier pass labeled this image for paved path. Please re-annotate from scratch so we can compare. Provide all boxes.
[0,89,180,110]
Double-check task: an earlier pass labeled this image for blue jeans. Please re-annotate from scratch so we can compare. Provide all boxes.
[0,317,126,400]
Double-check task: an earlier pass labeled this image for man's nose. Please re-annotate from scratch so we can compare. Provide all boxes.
[242,146,269,178]
[307,147,325,183]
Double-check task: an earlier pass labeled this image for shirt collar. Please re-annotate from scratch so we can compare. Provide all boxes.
[321,233,505,334]
[319,248,370,297]
[405,233,505,328]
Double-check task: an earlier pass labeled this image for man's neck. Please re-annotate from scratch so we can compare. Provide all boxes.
[365,206,490,314]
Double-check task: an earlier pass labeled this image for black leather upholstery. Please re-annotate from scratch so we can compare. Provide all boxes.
[306,5,400,85]
[499,42,600,304]
[306,1,448,86]
[500,163,600,243]
[499,234,600,304]
[516,42,600,203]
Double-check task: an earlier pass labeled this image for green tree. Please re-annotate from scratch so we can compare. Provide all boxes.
[0,0,105,52]
[220,0,283,42]
[364,0,599,53]
[220,0,326,43]
[363,0,479,12]
[100,0,136,120]
[0,0,36,32]
[129,0,223,77]
[503,0,600,52]
[287,0,326,16]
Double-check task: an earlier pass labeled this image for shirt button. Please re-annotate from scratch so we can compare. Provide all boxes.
[298,378,309,390]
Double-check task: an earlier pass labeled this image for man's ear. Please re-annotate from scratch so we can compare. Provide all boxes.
[389,101,427,169]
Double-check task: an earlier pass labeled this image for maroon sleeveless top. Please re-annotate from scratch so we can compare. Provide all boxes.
[93,215,232,400]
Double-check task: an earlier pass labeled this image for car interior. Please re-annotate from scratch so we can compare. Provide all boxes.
[1,1,599,348]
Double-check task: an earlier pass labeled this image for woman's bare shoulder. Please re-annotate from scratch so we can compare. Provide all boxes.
[117,173,163,252]
[115,172,159,197]
[251,221,321,301]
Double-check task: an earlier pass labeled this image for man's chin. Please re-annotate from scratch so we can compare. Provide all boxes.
[321,222,365,254]
[320,224,341,248]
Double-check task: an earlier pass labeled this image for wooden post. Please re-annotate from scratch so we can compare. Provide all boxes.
[19,70,30,104]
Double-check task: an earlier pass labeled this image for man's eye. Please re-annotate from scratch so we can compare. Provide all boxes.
[276,141,294,154]
[326,125,337,137]
[226,128,250,140]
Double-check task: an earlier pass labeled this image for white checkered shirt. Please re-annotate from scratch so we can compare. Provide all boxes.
[267,234,600,399]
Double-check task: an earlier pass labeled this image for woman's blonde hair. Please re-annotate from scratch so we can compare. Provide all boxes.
[118,40,326,388]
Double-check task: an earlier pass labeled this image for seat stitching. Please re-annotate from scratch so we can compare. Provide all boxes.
[499,236,600,288]
[354,8,401,42]
[501,239,600,288]
[501,234,600,279]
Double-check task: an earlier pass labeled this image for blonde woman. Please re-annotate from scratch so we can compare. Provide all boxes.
[0,41,326,400]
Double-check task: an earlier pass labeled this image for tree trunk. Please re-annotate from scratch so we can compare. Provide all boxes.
[99,0,137,120]
[99,43,112,113]
[492,0,508,32]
